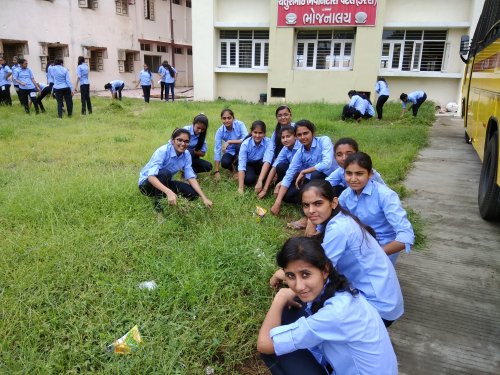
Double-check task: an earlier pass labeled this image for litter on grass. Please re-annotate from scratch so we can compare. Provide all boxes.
[107,325,143,354]
[253,206,268,222]
[138,280,158,290]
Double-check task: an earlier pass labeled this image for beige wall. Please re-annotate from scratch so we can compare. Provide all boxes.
[1,0,192,90]
[192,0,484,105]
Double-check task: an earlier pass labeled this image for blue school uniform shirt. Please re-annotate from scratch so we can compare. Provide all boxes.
[272,140,301,168]
[110,80,124,93]
[158,66,167,82]
[270,291,398,375]
[349,94,367,114]
[138,142,196,186]
[47,65,55,84]
[326,167,385,188]
[165,67,177,83]
[237,137,273,172]
[0,64,12,86]
[319,212,404,320]
[281,136,337,189]
[339,180,414,265]
[402,90,425,109]
[11,63,21,86]
[269,122,296,157]
[138,70,153,86]
[77,63,89,85]
[365,100,375,116]
[14,67,36,90]
[213,120,248,162]
[52,65,73,90]
[375,80,390,96]
[183,124,208,153]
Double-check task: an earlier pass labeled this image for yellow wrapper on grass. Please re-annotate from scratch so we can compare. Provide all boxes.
[109,325,143,354]
[253,206,268,222]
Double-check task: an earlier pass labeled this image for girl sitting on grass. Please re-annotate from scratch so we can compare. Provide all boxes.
[257,125,300,199]
[270,105,295,160]
[258,236,398,375]
[138,128,213,213]
[183,113,213,174]
[339,152,414,265]
[237,120,273,194]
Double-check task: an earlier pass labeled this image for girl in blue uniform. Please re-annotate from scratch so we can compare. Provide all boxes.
[257,125,300,199]
[270,120,336,228]
[135,63,154,103]
[375,76,389,120]
[213,108,248,177]
[104,80,125,100]
[270,105,295,160]
[138,128,213,213]
[13,58,41,114]
[237,120,273,194]
[339,152,414,265]
[75,56,92,115]
[258,236,398,375]
[183,113,213,174]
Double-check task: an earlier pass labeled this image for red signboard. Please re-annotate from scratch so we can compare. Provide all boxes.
[277,0,378,27]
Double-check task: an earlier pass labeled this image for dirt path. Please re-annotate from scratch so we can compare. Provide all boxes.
[393,116,500,374]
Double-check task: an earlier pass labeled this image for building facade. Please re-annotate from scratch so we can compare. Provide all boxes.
[192,0,485,106]
[1,0,192,91]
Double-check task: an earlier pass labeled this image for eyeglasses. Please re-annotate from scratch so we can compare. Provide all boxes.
[175,138,190,145]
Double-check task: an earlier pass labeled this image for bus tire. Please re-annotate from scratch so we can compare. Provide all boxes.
[478,131,500,221]
[465,130,472,144]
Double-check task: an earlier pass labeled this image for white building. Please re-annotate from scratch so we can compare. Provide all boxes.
[0,0,193,90]
[192,0,485,107]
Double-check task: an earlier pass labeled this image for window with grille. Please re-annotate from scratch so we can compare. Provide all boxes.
[144,0,154,20]
[187,48,192,56]
[116,0,128,15]
[1,41,29,65]
[219,30,269,69]
[380,29,448,72]
[174,47,183,55]
[89,48,107,71]
[78,0,98,9]
[157,45,167,53]
[295,30,355,70]
[186,1,191,8]
[173,0,181,4]
[140,43,151,51]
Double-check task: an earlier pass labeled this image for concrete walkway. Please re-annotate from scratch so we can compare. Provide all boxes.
[393,116,500,374]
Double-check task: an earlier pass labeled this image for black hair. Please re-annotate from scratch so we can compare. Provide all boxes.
[104,83,112,90]
[244,120,266,141]
[273,105,293,157]
[347,90,357,98]
[78,56,85,66]
[334,137,359,153]
[343,152,373,172]
[45,60,53,73]
[18,58,26,65]
[280,125,295,137]
[277,236,358,314]
[400,93,408,102]
[294,119,316,135]
[171,127,190,140]
[192,113,209,151]
[377,76,386,83]
[220,108,234,119]
[54,59,63,66]
[165,62,175,77]
[299,179,376,241]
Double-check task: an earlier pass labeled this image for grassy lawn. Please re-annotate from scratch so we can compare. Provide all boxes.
[0,96,433,374]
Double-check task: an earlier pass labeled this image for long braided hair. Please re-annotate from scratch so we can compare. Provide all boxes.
[276,236,358,314]
[192,114,209,151]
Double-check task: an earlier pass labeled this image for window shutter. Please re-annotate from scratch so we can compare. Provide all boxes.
[40,43,48,56]
[150,0,155,20]
[91,0,98,9]
[79,0,89,8]
[97,50,104,71]
[118,60,125,73]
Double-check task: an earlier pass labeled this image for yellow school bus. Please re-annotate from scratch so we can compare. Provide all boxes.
[461,0,500,221]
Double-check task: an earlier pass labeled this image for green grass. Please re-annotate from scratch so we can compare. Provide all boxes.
[0,96,433,374]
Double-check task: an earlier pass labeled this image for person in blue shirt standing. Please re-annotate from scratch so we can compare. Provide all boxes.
[339,152,414,265]
[237,120,274,194]
[161,61,177,102]
[183,113,213,173]
[158,61,168,101]
[52,59,73,118]
[375,76,390,120]
[11,56,22,105]
[258,236,398,375]
[138,128,213,214]
[104,80,125,100]
[0,56,13,106]
[270,120,336,219]
[341,90,367,122]
[74,56,92,115]
[135,63,154,103]
[13,58,41,114]
[400,90,427,117]
[213,108,248,177]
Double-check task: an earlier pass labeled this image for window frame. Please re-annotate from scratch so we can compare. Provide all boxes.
[218,30,269,70]
[115,0,128,15]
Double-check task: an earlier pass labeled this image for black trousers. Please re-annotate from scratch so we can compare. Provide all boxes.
[376,95,389,120]
[412,93,427,117]
[139,169,199,201]
[80,84,92,114]
[0,84,12,105]
[276,162,290,183]
[19,88,40,114]
[341,105,363,120]
[115,83,124,100]
[160,81,166,100]
[243,160,264,186]
[188,149,213,173]
[260,304,328,375]
[37,85,52,112]
[54,87,73,118]
[166,82,175,101]
[141,85,151,103]
[283,171,327,204]
[220,144,241,172]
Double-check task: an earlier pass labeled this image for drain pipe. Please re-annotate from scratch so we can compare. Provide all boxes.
[169,0,175,66]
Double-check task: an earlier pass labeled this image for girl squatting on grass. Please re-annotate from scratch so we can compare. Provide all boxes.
[237,120,274,195]
[213,108,248,178]
[339,152,414,265]
[258,236,398,375]
[138,128,213,213]
[183,113,213,174]
[270,105,296,160]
